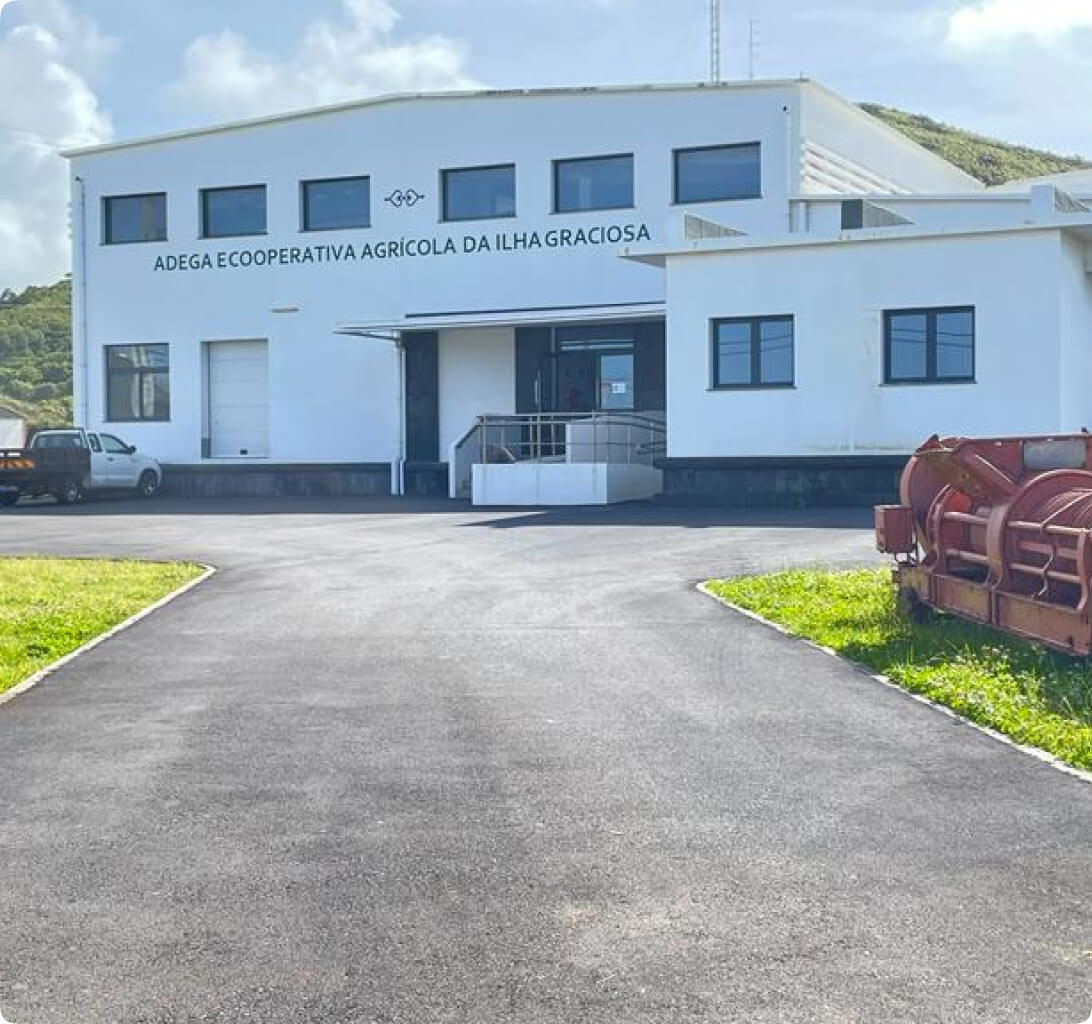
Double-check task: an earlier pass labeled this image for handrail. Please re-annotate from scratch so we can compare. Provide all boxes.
[472,410,666,468]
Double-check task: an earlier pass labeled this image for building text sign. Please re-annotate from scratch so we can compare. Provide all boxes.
[153,222,653,273]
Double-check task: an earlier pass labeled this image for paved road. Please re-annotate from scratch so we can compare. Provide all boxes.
[0,498,1088,1024]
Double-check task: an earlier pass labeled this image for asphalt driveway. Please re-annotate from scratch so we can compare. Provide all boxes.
[0,498,1088,1024]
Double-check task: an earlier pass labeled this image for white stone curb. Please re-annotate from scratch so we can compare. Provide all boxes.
[697,581,1092,786]
[0,562,217,707]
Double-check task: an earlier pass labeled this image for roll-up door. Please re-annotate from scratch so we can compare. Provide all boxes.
[209,340,269,458]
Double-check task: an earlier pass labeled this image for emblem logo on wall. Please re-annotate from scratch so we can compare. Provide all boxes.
[384,189,426,209]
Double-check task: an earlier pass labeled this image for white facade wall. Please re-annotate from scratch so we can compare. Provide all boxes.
[665,229,1076,458]
[1058,233,1092,431]
[437,327,515,457]
[66,81,970,472]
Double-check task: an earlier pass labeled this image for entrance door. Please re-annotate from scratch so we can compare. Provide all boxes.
[208,340,269,458]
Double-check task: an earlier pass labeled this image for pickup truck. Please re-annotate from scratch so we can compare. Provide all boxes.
[0,428,163,506]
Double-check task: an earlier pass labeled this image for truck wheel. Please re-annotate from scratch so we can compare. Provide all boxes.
[55,479,83,505]
[137,470,161,498]
[0,489,18,507]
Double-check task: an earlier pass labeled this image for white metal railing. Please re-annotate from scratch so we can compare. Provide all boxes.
[450,411,666,499]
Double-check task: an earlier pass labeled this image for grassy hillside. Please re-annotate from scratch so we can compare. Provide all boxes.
[0,278,72,430]
[861,104,1092,186]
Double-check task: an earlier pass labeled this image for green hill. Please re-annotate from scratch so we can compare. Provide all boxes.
[861,104,1092,186]
[0,278,72,429]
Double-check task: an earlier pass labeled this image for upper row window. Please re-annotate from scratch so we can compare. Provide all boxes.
[302,176,371,231]
[202,184,267,238]
[103,193,167,244]
[102,142,762,241]
[675,143,761,204]
[442,164,516,222]
[554,154,634,213]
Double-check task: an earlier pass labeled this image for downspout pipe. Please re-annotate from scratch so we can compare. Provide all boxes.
[73,174,89,427]
[394,337,406,496]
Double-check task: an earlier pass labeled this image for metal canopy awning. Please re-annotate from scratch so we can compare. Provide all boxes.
[335,300,665,339]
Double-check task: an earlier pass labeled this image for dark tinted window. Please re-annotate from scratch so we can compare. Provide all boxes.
[106,344,170,422]
[675,143,761,203]
[104,193,167,244]
[201,185,266,238]
[712,316,794,388]
[554,154,633,212]
[302,176,370,231]
[442,165,515,221]
[885,307,974,383]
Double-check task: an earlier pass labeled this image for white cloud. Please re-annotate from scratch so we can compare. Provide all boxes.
[168,0,480,123]
[947,0,1092,49]
[0,0,112,290]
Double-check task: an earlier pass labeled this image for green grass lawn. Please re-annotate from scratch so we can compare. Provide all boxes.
[0,557,205,696]
[706,568,1092,773]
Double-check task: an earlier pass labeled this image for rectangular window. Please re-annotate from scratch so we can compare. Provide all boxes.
[675,143,761,204]
[884,306,974,383]
[105,344,170,422]
[442,164,515,221]
[103,193,167,244]
[554,154,634,213]
[301,176,370,231]
[712,316,794,389]
[201,185,266,238]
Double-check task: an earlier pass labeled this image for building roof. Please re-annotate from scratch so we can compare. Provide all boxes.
[988,167,1092,194]
[59,77,941,171]
[621,214,1092,267]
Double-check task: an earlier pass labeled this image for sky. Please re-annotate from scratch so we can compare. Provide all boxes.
[1,0,1091,291]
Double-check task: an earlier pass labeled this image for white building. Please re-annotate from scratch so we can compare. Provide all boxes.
[65,79,1088,506]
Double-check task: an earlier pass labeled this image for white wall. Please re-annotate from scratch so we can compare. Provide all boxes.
[1058,234,1092,431]
[67,81,970,469]
[665,229,1069,458]
[438,327,515,457]
[799,85,982,195]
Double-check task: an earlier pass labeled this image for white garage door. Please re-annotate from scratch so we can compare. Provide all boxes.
[209,340,269,458]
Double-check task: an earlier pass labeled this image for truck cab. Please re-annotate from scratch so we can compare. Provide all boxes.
[0,428,163,505]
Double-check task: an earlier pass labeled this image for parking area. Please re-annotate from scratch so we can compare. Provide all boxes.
[0,498,1089,1024]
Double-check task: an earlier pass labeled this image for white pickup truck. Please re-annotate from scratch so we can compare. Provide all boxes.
[0,428,163,506]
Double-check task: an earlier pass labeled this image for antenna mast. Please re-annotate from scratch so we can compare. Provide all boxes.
[710,0,721,83]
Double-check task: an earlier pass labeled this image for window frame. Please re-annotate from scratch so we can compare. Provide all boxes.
[440,162,517,223]
[552,152,635,214]
[710,315,795,390]
[102,192,168,245]
[883,305,976,385]
[300,175,371,232]
[104,343,171,423]
[200,184,268,239]
[673,142,762,205]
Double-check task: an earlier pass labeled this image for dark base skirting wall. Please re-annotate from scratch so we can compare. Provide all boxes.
[658,455,907,507]
[162,463,393,498]
[402,462,449,498]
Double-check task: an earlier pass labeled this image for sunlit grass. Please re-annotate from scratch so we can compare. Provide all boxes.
[707,568,1092,772]
[0,557,205,694]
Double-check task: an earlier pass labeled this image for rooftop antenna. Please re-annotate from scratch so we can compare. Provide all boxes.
[748,17,758,80]
[710,0,721,83]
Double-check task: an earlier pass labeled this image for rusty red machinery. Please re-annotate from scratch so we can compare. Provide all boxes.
[875,432,1092,655]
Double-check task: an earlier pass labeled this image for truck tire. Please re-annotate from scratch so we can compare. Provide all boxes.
[0,489,18,507]
[55,479,83,505]
[137,470,160,498]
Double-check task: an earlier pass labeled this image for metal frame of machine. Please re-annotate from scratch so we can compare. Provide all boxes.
[876,433,1092,655]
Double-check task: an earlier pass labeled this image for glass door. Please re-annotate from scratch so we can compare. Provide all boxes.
[598,351,634,411]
